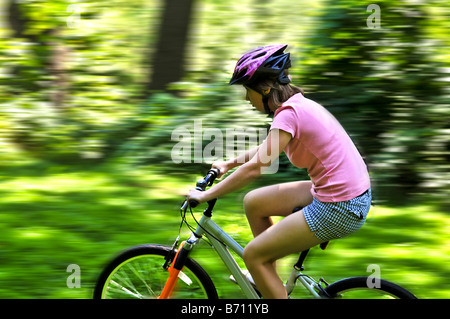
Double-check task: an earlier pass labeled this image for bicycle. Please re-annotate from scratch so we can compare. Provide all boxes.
[94,169,417,299]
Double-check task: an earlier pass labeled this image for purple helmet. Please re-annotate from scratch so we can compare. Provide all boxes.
[229,44,292,86]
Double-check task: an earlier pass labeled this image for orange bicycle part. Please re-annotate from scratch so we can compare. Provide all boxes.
[158,241,186,299]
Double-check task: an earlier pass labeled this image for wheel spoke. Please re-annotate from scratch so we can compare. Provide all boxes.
[110,280,145,299]
[128,263,156,296]
[114,270,141,296]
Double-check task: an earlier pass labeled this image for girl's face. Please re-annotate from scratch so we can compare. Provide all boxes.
[244,86,265,113]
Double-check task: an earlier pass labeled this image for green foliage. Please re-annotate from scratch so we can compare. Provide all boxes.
[297,0,450,205]
[0,0,448,204]
[0,0,158,162]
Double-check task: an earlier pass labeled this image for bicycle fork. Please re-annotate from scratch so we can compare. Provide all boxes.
[158,234,199,299]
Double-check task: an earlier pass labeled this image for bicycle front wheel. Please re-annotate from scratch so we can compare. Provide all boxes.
[94,244,218,299]
[323,276,417,299]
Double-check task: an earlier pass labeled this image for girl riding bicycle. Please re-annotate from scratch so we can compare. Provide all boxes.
[186,44,371,299]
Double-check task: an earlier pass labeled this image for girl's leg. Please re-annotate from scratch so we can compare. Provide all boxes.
[242,181,322,299]
[243,181,313,237]
[243,210,324,299]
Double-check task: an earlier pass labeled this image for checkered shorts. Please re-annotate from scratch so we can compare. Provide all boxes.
[303,189,372,242]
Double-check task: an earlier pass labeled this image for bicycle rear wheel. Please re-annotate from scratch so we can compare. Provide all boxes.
[323,276,417,299]
[94,244,218,299]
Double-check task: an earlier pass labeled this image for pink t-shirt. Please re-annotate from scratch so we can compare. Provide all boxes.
[270,93,370,202]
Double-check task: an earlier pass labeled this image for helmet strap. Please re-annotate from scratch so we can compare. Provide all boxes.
[245,84,274,117]
[262,95,273,117]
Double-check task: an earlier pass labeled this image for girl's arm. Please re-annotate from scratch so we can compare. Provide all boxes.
[188,129,291,204]
[212,145,260,178]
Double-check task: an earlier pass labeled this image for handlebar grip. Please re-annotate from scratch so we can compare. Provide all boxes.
[210,168,220,177]
[186,168,221,208]
[188,199,199,208]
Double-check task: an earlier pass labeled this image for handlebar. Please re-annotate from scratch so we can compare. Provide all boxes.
[182,168,220,209]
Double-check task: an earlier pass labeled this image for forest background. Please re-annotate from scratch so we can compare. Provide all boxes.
[0,0,448,298]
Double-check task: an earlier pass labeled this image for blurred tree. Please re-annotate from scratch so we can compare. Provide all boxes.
[0,0,144,162]
[145,0,196,93]
[7,0,27,38]
[7,0,69,108]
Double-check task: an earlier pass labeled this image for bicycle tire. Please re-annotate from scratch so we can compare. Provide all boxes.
[93,244,218,299]
[323,276,417,299]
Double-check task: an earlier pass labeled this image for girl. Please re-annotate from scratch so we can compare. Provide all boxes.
[186,44,371,299]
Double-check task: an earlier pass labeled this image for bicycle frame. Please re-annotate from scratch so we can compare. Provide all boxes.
[172,212,325,299]
[186,213,260,299]
[285,269,323,298]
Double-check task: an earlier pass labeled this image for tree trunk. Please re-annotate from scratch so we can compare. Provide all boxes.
[7,0,69,109]
[47,28,70,109]
[145,0,196,93]
[7,0,27,38]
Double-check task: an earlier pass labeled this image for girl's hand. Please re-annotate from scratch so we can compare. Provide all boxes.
[186,188,206,206]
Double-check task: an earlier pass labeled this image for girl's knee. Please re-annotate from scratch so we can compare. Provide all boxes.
[243,190,256,209]
[243,240,267,269]
[242,240,258,263]
[243,242,257,266]
[243,190,260,217]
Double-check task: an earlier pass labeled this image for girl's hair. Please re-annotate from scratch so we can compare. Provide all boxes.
[249,70,304,109]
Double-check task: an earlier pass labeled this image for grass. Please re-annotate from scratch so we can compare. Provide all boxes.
[0,146,449,299]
